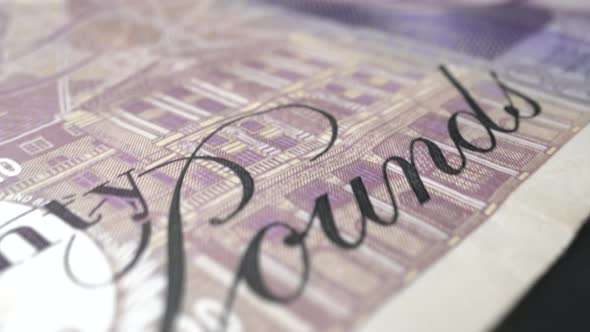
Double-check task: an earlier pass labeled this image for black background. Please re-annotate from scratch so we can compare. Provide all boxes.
[494,218,590,331]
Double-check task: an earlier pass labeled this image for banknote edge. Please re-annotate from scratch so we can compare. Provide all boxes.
[360,123,590,332]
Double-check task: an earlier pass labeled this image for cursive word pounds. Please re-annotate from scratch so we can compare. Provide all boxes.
[212,65,541,331]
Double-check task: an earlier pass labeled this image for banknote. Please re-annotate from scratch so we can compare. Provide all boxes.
[0,1,589,332]
[259,0,590,105]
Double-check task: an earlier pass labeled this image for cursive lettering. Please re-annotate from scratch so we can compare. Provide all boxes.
[214,65,542,331]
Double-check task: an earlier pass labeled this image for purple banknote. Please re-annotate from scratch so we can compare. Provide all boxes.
[0,1,589,332]
[259,0,590,104]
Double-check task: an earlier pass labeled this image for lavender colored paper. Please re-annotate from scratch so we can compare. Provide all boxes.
[0,1,589,331]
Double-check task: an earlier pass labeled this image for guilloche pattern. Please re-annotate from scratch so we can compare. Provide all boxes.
[260,0,590,104]
[0,1,589,331]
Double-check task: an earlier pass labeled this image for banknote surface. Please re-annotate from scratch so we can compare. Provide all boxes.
[0,1,589,332]
[260,0,590,104]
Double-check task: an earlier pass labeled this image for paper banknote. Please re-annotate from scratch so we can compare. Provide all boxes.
[0,1,589,331]
[262,0,590,104]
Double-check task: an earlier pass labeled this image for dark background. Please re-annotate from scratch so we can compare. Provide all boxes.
[494,218,590,332]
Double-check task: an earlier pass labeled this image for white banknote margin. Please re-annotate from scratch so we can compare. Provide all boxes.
[361,122,590,331]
